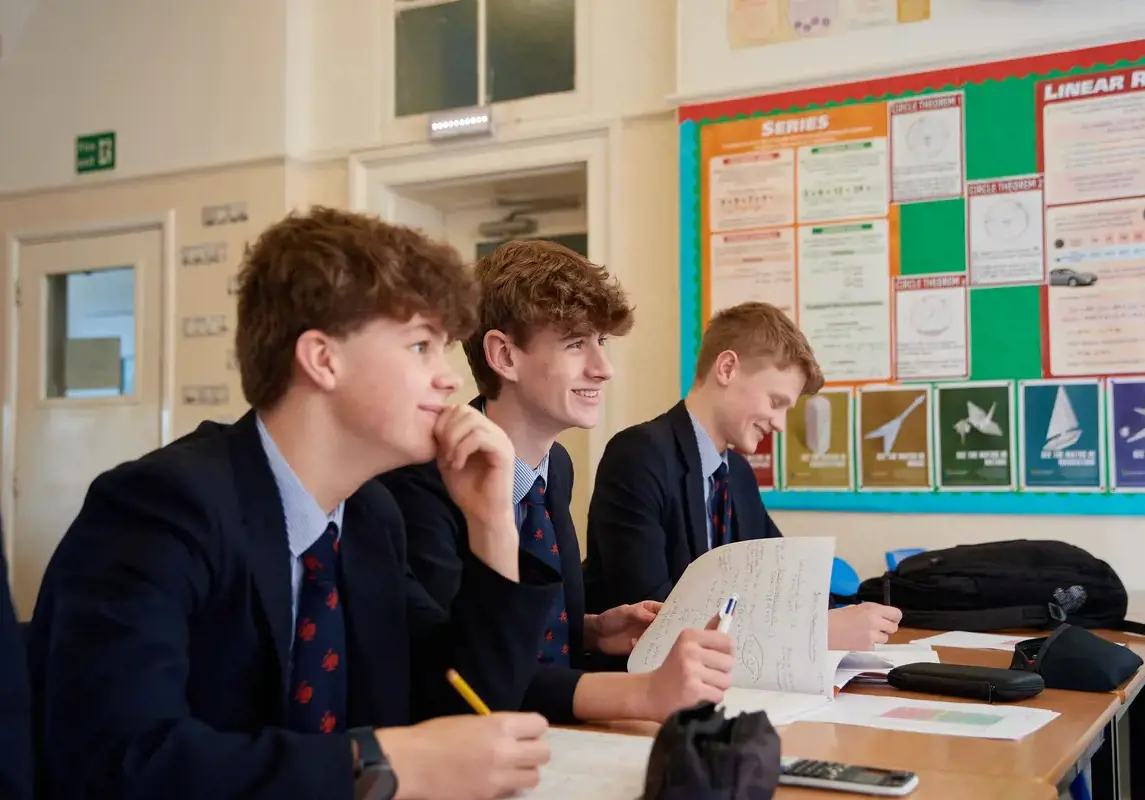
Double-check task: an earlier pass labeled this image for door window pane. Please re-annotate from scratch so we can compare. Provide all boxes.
[486,0,575,103]
[44,267,136,399]
[395,0,479,117]
[476,233,587,259]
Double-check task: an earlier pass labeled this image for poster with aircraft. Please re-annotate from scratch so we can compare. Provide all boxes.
[1109,378,1145,492]
[856,385,932,490]
[1019,380,1104,491]
[934,382,1015,491]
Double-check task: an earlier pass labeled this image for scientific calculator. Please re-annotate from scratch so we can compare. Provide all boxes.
[779,757,919,796]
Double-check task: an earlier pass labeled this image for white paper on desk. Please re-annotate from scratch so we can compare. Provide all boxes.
[628,537,835,696]
[909,631,1034,651]
[801,693,1059,740]
[719,687,833,724]
[520,728,652,799]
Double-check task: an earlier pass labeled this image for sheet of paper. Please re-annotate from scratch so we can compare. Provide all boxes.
[833,647,941,690]
[909,631,1035,651]
[628,537,835,696]
[803,693,1059,740]
[719,687,833,725]
[521,728,651,800]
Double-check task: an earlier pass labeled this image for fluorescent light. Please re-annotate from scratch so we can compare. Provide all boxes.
[428,106,494,140]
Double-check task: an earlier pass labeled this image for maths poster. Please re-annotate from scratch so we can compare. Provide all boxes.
[782,388,853,490]
[1109,378,1145,491]
[746,432,777,489]
[857,385,932,490]
[1019,379,1104,490]
[934,382,1015,490]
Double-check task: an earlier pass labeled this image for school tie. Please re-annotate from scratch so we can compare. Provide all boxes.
[519,477,570,666]
[710,463,733,548]
[287,521,347,735]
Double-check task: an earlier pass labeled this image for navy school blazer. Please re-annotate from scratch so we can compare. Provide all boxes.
[25,410,558,800]
[583,400,783,614]
[0,522,33,800]
[378,399,585,723]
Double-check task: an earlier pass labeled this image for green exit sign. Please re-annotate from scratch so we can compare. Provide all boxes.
[76,131,116,174]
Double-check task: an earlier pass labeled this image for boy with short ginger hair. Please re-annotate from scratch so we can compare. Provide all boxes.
[27,207,559,800]
[381,240,736,724]
[585,301,902,651]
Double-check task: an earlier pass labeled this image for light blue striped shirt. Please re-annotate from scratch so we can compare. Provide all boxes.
[688,410,728,550]
[255,416,345,633]
[479,401,550,524]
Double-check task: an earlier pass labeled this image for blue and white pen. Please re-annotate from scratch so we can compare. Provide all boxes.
[716,595,738,634]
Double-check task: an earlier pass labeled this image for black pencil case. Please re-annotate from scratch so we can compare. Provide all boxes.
[886,662,1044,703]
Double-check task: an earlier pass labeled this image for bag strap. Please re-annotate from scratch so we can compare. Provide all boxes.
[1115,619,1145,636]
[903,604,1052,632]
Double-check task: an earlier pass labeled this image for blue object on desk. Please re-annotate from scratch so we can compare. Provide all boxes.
[885,548,926,570]
[830,557,860,602]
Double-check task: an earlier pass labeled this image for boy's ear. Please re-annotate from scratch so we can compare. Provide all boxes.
[483,329,519,385]
[712,349,739,386]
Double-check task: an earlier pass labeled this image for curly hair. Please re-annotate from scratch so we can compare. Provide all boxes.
[463,239,634,399]
[235,206,478,409]
[696,302,824,395]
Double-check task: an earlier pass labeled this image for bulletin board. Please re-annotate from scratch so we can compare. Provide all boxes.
[677,41,1145,516]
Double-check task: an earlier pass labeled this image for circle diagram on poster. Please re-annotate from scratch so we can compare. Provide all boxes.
[905,117,950,159]
[911,295,953,336]
[984,198,1030,241]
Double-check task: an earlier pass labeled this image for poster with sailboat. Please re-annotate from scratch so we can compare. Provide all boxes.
[1019,379,1104,491]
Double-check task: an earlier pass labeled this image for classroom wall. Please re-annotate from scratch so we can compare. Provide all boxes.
[676,0,1145,590]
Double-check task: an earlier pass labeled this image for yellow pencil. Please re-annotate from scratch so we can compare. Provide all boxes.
[446,669,491,716]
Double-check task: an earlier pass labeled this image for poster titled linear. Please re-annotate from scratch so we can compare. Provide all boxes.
[677,41,1145,516]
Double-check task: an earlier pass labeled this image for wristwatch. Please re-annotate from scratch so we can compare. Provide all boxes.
[350,727,398,800]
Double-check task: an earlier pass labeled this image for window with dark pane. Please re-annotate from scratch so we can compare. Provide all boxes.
[395,0,479,117]
[486,0,575,104]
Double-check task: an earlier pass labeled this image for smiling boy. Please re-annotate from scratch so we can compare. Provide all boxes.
[380,240,735,724]
[584,301,902,650]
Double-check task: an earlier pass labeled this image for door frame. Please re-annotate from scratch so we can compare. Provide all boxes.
[2,212,178,563]
[349,124,617,491]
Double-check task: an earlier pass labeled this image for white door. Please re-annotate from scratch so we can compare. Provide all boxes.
[11,227,165,618]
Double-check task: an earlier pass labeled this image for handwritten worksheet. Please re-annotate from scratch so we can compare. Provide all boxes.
[628,537,939,725]
[629,537,836,695]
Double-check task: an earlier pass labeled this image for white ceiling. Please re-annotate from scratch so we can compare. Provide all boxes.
[398,163,587,212]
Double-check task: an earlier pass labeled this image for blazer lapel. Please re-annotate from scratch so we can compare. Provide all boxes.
[729,466,756,543]
[666,401,710,559]
[227,411,293,713]
[339,495,395,727]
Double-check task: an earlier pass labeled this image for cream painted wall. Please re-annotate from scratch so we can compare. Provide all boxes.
[0,0,291,193]
[0,160,289,444]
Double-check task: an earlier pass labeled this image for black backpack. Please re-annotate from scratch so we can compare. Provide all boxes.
[856,539,1145,634]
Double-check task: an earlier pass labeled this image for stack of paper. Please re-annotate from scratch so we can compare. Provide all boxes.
[908,631,1038,651]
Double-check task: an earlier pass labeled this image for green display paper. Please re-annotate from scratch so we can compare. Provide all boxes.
[963,78,1038,181]
[898,199,967,275]
[968,285,1043,381]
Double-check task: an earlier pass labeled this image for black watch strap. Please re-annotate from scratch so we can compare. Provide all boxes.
[349,727,398,800]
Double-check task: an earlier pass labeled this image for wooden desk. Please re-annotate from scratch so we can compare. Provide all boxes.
[776,770,1055,799]
[579,724,1057,799]
[777,771,1055,799]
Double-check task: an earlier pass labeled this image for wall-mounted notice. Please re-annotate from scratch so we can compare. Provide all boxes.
[888,92,964,204]
[782,389,854,490]
[746,433,777,489]
[681,39,1145,516]
[857,385,932,490]
[1108,377,1145,492]
[726,0,931,50]
[76,131,116,174]
[1019,379,1104,491]
[967,177,1045,286]
[893,274,968,380]
[934,381,1015,491]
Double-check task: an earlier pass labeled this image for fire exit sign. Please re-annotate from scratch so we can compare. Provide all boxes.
[76,131,116,174]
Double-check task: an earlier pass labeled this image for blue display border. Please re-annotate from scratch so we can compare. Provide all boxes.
[677,117,1145,517]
